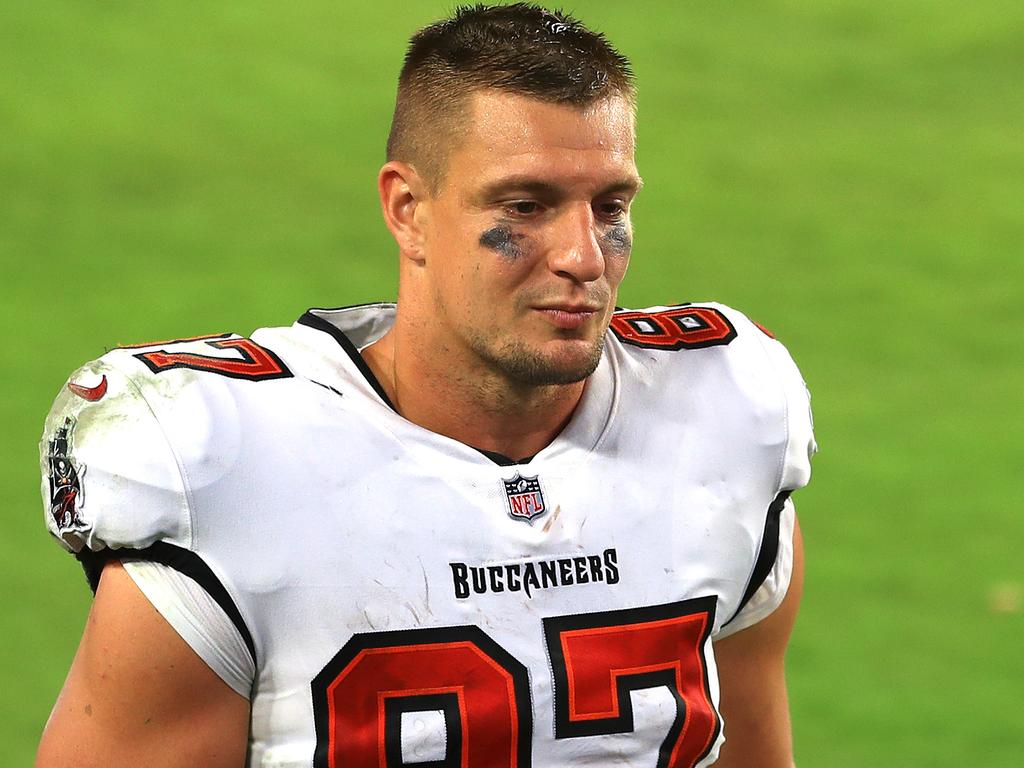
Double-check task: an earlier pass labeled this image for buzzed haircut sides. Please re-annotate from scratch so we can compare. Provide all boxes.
[386,3,636,193]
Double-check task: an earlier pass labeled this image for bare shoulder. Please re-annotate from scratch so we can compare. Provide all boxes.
[36,562,249,768]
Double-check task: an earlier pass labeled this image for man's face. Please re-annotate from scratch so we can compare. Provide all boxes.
[417,90,641,387]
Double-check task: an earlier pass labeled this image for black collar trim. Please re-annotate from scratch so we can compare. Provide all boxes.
[474,447,536,467]
[298,308,538,469]
[297,311,397,412]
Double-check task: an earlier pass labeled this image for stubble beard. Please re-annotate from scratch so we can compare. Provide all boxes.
[469,329,608,387]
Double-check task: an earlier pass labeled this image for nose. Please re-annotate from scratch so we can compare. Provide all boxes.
[547,204,605,284]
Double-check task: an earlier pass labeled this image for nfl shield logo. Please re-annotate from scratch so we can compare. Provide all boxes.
[502,472,547,522]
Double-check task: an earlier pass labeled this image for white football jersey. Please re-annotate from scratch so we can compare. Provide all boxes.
[40,302,815,767]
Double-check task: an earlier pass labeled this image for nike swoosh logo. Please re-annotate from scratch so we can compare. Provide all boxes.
[68,375,108,402]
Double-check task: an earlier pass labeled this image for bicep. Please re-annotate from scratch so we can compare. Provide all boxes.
[37,561,250,768]
[713,515,804,768]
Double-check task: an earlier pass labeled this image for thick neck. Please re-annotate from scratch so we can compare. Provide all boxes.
[360,319,585,460]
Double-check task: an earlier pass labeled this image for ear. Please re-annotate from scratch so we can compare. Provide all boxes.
[378,161,429,264]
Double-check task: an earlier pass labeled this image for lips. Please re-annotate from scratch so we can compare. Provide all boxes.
[535,305,601,330]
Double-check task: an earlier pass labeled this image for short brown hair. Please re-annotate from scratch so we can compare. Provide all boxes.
[386,3,635,192]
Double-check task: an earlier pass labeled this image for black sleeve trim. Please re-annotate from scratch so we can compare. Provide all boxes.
[723,491,791,628]
[297,311,397,411]
[77,542,257,669]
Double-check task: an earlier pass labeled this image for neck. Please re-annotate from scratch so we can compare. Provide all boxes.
[361,324,586,460]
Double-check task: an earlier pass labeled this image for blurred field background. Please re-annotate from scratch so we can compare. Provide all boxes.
[2,1,1022,765]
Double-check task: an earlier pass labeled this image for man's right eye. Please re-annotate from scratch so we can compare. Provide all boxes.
[507,201,540,216]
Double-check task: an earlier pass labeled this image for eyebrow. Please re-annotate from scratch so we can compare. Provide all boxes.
[474,174,644,203]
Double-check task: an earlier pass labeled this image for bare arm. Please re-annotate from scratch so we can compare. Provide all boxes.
[36,561,250,768]
[713,516,805,768]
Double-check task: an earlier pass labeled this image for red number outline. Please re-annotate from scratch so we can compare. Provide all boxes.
[543,597,720,768]
[311,600,721,766]
[610,306,736,351]
[311,625,533,768]
[133,337,292,382]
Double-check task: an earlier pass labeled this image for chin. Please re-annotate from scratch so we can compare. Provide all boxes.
[493,336,605,386]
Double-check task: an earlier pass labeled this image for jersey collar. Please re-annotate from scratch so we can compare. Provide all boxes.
[296,304,617,467]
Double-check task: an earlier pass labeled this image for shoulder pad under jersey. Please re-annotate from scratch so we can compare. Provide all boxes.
[40,355,190,560]
[38,330,268,565]
[609,301,816,492]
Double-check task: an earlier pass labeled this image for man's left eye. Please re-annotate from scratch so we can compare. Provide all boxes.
[596,202,626,220]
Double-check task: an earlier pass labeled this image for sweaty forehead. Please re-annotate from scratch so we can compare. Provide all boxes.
[445,91,637,196]
[473,91,633,146]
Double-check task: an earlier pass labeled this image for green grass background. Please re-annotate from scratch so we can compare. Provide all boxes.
[3,1,1022,765]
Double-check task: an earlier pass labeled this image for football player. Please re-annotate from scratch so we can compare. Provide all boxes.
[37,4,815,767]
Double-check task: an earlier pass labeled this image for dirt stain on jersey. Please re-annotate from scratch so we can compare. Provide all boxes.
[419,560,433,617]
[542,504,562,534]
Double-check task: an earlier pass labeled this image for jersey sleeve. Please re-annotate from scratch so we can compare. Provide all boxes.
[715,307,816,636]
[715,495,797,639]
[39,358,192,574]
[762,330,817,493]
[122,560,254,697]
[41,355,260,689]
